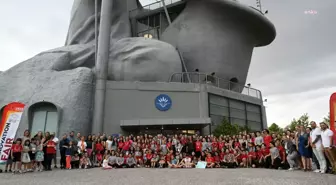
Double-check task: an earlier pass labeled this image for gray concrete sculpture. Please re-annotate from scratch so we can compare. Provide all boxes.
[162,0,276,89]
[0,0,275,135]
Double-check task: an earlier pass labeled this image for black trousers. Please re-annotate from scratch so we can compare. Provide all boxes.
[71,161,79,169]
[124,164,136,168]
[60,150,66,168]
[223,162,237,168]
[45,154,54,170]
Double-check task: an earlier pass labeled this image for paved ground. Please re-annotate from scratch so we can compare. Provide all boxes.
[0,168,335,185]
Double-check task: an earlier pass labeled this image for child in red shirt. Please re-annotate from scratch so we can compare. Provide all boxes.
[214,152,221,168]
[240,150,248,168]
[11,138,23,173]
[46,138,56,171]
[206,153,215,168]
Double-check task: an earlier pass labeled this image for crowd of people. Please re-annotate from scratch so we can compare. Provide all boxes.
[2,121,336,175]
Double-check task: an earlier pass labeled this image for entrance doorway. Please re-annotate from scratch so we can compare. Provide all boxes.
[29,102,58,136]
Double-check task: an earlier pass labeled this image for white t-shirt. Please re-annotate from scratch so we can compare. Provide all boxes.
[321,129,334,148]
[310,128,322,149]
[52,137,59,150]
[77,141,87,151]
[106,140,113,150]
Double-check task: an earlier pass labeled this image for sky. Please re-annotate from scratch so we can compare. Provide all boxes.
[0,0,335,128]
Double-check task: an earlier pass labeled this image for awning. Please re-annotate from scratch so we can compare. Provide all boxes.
[120,118,211,126]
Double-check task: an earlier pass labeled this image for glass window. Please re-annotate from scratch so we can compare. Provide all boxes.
[31,111,47,136]
[30,103,58,136]
[247,112,261,122]
[209,95,229,107]
[246,104,261,113]
[230,118,246,128]
[230,108,246,119]
[210,114,226,126]
[209,104,229,117]
[229,100,245,110]
[45,111,58,133]
[248,121,262,131]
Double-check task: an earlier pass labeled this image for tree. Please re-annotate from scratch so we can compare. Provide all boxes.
[213,118,249,136]
[287,113,310,131]
[323,112,330,126]
[268,123,283,133]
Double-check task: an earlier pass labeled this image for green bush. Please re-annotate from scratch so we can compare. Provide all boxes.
[213,118,250,137]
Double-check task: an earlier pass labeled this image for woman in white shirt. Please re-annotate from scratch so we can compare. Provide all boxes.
[105,136,113,152]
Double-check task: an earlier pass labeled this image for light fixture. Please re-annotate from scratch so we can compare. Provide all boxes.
[195,69,199,72]
[144,34,153,39]
[247,83,251,87]
[211,72,215,76]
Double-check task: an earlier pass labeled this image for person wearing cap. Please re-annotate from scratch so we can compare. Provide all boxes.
[51,132,59,168]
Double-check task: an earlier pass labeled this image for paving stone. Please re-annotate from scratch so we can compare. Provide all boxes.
[0,168,335,185]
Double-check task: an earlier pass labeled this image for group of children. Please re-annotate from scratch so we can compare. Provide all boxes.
[5,138,45,173]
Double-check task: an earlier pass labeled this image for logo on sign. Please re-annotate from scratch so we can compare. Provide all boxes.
[155,94,172,111]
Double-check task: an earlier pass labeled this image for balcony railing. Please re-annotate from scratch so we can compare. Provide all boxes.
[169,72,262,99]
[130,0,182,14]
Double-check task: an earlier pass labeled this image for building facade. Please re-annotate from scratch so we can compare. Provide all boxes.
[0,0,275,137]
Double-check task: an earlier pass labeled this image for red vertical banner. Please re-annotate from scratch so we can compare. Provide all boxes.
[330,93,336,131]
[0,102,25,165]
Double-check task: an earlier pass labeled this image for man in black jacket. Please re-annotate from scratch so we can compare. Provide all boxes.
[59,134,69,169]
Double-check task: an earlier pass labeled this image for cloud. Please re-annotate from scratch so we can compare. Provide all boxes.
[265,87,333,128]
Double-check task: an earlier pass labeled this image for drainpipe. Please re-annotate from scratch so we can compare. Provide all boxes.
[92,0,113,134]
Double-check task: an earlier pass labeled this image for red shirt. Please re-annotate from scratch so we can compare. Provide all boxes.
[234,142,240,148]
[261,148,270,156]
[46,140,56,154]
[95,143,104,151]
[123,140,131,151]
[248,151,257,159]
[220,152,225,160]
[146,153,153,160]
[118,141,124,149]
[11,144,23,153]
[167,142,172,149]
[263,135,272,148]
[214,156,220,162]
[218,142,225,150]
[257,151,263,159]
[206,157,214,163]
[277,145,285,160]
[241,154,248,159]
[212,141,218,149]
[195,141,202,152]
[180,139,186,145]
[166,154,172,161]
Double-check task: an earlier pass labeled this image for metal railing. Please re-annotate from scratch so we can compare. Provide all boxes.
[169,72,262,99]
[130,0,182,14]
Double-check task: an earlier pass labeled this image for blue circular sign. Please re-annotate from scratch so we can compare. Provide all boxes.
[155,94,172,111]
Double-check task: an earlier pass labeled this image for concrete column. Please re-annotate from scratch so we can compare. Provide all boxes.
[92,0,113,134]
